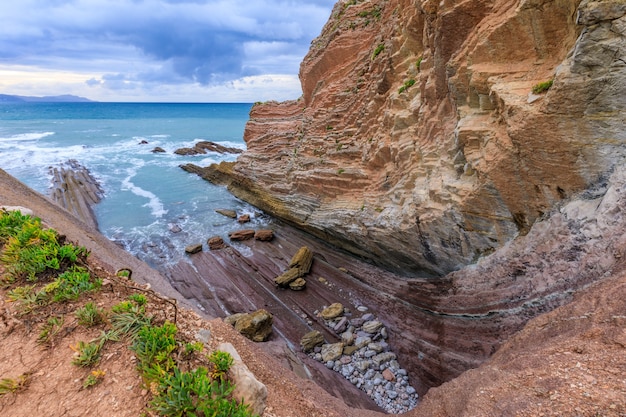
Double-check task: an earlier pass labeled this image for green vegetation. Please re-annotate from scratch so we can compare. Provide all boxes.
[416,57,423,72]
[338,168,345,175]
[399,79,416,94]
[0,374,29,396]
[358,6,382,21]
[75,302,105,327]
[372,43,385,59]
[532,79,553,94]
[0,209,256,416]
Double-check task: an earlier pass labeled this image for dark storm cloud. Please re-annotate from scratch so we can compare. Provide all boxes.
[0,0,336,85]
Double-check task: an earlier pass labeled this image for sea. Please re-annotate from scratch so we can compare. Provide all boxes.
[0,102,271,268]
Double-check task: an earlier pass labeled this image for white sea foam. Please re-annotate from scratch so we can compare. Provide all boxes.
[121,174,168,218]
[0,131,55,142]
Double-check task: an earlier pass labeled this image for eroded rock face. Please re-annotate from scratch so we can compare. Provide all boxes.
[206,0,625,276]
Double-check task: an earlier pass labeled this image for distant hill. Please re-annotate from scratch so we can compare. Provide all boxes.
[0,94,94,103]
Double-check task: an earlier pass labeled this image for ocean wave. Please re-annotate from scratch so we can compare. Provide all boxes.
[121,174,168,218]
[0,131,55,142]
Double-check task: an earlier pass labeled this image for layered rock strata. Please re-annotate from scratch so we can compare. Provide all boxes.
[49,160,103,229]
[193,0,625,276]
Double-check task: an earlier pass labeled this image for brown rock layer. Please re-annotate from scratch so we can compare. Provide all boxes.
[200,0,625,277]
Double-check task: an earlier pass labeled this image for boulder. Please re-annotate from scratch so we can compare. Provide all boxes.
[289,277,306,291]
[216,209,237,218]
[237,214,251,223]
[362,320,384,334]
[233,309,273,342]
[169,223,182,233]
[151,147,166,153]
[175,141,243,156]
[224,313,247,326]
[300,330,324,352]
[185,243,203,254]
[288,246,313,275]
[228,229,255,241]
[217,342,267,416]
[321,342,344,362]
[274,268,300,287]
[207,236,226,250]
[321,303,344,320]
[254,229,274,241]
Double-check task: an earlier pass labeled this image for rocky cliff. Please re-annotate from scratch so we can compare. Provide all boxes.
[207,0,625,277]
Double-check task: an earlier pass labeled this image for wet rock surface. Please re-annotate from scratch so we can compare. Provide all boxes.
[174,140,243,156]
[48,159,103,229]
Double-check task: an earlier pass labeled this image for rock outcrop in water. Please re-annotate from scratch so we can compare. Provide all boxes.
[193,0,626,277]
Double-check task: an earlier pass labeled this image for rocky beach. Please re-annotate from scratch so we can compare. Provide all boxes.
[2,0,626,416]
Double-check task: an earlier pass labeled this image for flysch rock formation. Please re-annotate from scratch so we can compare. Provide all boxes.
[189,0,625,277]
[180,0,626,406]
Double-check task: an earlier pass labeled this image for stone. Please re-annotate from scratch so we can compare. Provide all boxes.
[228,229,255,241]
[175,141,243,156]
[289,277,306,291]
[237,214,251,223]
[254,229,274,241]
[233,310,273,342]
[207,235,226,250]
[194,329,211,344]
[341,331,355,346]
[151,146,166,153]
[288,246,313,275]
[1,206,33,216]
[169,224,182,233]
[274,268,301,287]
[300,330,324,352]
[184,243,203,254]
[354,336,372,349]
[217,343,267,416]
[321,343,344,362]
[343,345,359,356]
[382,368,396,382]
[224,313,247,326]
[333,316,349,333]
[362,320,383,334]
[320,303,344,320]
[216,209,237,218]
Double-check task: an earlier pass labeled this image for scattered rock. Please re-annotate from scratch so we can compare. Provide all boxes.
[362,320,383,334]
[274,268,301,287]
[237,214,251,223]
[138,139,148,144]
[300,330,324,352]
[194,329,211,345]
[216,209,237,218]
[169,224,182,233]
[185,243,203,254]
[224,313,247,326]
[217,342,267,416]
[1,206,33,216]
[151,147,166,153]
[228,229,255,241]
[289,277,306,291]
[382,368,395,381]
[289,246,313,275]
[321,303,344,320]
[321,343,344,362]
[174,141,243,156]
[232,310,273,342]
[207,236,226,250]
[254,229,274,241]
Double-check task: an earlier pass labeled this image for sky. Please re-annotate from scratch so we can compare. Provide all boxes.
[0,0,337,102]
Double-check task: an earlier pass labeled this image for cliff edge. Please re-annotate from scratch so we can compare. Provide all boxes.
[213,0,625,277]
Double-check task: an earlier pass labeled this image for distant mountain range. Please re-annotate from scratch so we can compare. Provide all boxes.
[0,94,94,103]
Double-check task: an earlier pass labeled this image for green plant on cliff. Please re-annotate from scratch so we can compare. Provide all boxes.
[0,211,88,283]
[372,43,385,59]
[399,79,416,94]
[532,79,553,94]
[416,57,423,72]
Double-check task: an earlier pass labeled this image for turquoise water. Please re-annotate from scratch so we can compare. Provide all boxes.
[0,102,269,267]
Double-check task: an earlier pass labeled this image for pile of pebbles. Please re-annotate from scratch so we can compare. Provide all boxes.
[302,303,418,414]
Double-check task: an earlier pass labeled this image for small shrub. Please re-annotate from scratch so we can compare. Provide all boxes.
[150,367,253,417]
[338,168,345,175]
[38,316,64,344]
[208,350,234,381]
[398,79,416,94]
[76,302,105,327]
[184,341,204,356]
[372,43,385,59]
[131,321,178,376]
[0,374,29,396]
[128,293,147,306]
[532,79,553,94]
[83,369,106,389]
[71,341,101,367]
[416,57,423,72]
[51,266,101,302]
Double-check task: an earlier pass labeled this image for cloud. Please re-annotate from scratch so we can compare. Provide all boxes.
[0,0,336,101]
